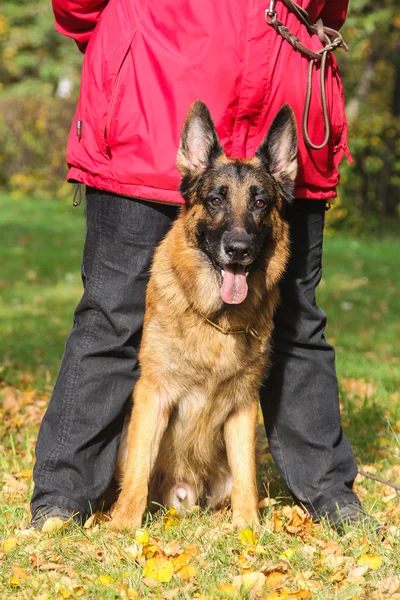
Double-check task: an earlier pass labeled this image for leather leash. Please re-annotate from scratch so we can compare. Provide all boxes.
[265,0,348,150]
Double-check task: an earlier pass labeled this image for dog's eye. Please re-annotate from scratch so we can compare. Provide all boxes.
[209,197,222,207]
[255,198,266,209]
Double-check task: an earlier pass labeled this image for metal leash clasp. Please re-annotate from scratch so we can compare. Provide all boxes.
[265,0,277,23]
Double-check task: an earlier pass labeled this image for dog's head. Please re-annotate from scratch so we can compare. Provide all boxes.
[176,101,297,305]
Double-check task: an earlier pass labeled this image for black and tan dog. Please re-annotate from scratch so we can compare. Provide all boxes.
[111,101,297,532]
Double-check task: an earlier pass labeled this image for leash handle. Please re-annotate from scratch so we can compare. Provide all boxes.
[265,0,348,150]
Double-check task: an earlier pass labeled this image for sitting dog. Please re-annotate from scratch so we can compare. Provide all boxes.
[111,100,297,531]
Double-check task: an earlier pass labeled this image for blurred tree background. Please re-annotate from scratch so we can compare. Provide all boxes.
[0,0,399,234]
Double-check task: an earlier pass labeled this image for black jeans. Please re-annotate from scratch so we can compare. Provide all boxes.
[31,189,360,520]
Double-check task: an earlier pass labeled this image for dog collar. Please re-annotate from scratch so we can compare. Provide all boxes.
[199,312,264,342]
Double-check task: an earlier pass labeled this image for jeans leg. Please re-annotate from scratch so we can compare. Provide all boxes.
[31,189,179,519]
[260,199,360,518]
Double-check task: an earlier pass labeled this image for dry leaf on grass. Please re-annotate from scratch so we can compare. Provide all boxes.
[233,571,265,598]
[265,571,287,590]
[95,574,112,586]
[341,378,377,399]
[258,498,277,509]
[185,543,200,557]
[171,552,192,570]
[164,540,181,556]
[176,564,197,580]
[218,581,238,596]
[281,505,312,535]
[2,386,20,413]
[357,554,382,569]
[3,537,18,553]
[142,576,159,589]
[10,575,22,588]
[239,529,259,545]
[336,582,365,599]
[123,542,143,561]
[12,566,28,580]
[321,554,346,571]
[39,562,66,572]
[263,590,311,599]
[376,575,400,595]
[3,473,28,495]
[143,557,174,582]
[135,529,149,544]
[261,562,288,575]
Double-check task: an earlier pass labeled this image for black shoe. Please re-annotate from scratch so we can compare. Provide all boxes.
[324,502,383,536]
[31,506,81,532]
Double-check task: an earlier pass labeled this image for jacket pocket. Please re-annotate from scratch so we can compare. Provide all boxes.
[89,30,136,159]
[103,41,133,154]
[330,63,345,149]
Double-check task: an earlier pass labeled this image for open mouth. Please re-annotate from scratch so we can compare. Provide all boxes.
[218,263,251,305]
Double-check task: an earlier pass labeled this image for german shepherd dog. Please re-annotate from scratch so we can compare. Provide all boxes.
[111,101,297,532]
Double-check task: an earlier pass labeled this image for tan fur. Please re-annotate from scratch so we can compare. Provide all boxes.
[110,103,294,532]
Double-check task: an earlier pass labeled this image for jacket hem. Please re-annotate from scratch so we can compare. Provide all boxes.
[68,167,337,203]
[67,168,185,205]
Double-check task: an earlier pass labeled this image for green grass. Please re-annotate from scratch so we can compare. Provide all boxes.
[0,192,84,388]
[0,193,399,599]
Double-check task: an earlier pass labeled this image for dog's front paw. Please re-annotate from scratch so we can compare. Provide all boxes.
[232,510,260,532]
[109,501,144,533]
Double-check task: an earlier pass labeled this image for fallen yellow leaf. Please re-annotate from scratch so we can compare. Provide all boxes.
[3,537,18,553]
[265,571,286,590]
[12,566,28,580]
[127,589,139,599]
[282,591,311,599]
[328,569,345,583]
[185,543,200,557]
[95,574,112,586]
[347,565,368,582]
[261,562,288,575]
[357,554,382,570]
[124,542,142,561]
[9,576,21,588]
[239,529,258,545]
[164,540,181,556]
[135,529,149,544]
[233,571,265,596]
[176,563,197,580]
[217,582,238,597]
[274,515,283,532]
[143,557,174,582]
[279,549,294,560]
[172,552,192,570]
[142,576,158,588]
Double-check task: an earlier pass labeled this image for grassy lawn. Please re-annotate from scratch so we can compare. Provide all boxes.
[0,192,399,599]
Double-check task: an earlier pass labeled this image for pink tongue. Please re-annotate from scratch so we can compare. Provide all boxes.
[220,266,248,304]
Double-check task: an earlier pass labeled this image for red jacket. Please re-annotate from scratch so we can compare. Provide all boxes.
[53,0,350,204]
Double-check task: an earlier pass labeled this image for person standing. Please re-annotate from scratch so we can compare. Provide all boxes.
[31,0,370,533]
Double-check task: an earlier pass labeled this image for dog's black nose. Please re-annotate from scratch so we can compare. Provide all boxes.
[224,239,251,261]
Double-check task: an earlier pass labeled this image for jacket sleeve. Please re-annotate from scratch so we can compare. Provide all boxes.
[318,0,349,31]
[52,0,109,52]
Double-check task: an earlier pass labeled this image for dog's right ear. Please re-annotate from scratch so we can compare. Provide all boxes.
[177,101,223,178]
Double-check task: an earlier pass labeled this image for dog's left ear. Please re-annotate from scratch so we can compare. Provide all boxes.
[177,100,224,178]
[256,105,298,200]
